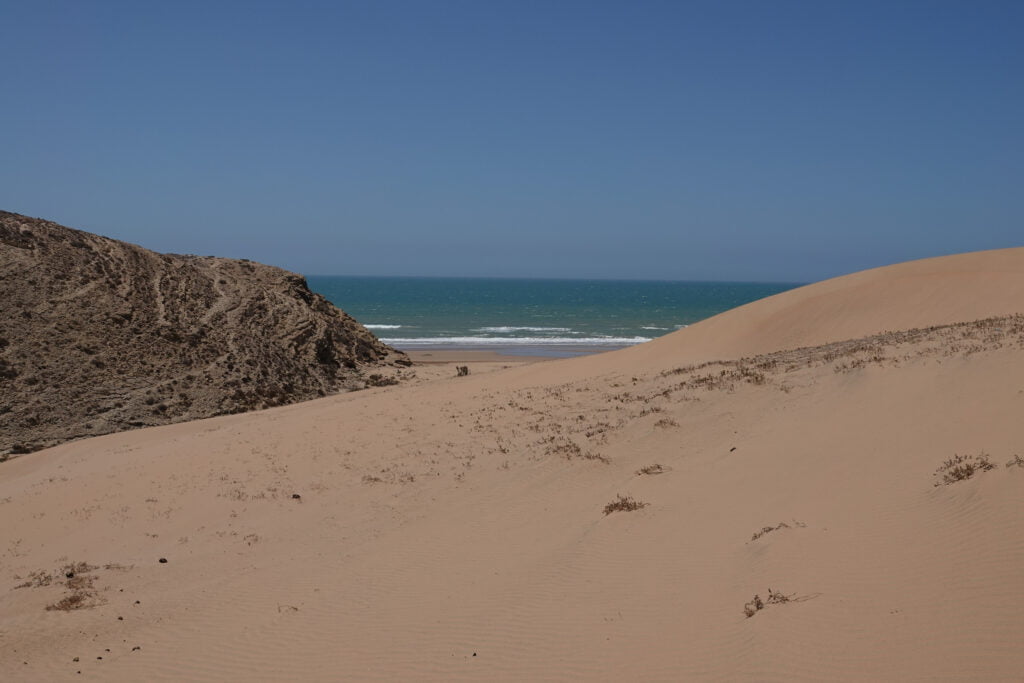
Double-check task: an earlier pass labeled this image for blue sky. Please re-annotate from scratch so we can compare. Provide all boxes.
[2,1,1021,281]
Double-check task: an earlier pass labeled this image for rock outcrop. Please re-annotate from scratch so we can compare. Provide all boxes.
[0,211,409,455]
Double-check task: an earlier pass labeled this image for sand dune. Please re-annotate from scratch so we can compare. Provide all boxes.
[2,249,1023,681]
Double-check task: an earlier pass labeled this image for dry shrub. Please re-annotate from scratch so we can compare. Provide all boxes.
[636,464,666,475]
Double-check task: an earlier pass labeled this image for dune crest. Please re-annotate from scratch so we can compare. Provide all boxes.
[650,246,1024,358]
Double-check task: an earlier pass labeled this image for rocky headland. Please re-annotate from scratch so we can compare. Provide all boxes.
[0,211,408,455]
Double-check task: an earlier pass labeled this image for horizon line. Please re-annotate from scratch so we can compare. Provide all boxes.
[303,273,809,286]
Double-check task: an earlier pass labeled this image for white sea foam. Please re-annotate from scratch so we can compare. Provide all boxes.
[641,326,669,330]
[473,326,574,334]
[364,324,403,329]
[382,336,651,347]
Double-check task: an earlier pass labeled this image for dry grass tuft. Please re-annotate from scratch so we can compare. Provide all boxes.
[603,494,648,515]
[750,520,806,542]
[15,561,104,611]
[14,570,53,589]
[46,592,93,611]
[743,594,763,618]
[636,464,666,476]
[744,588,794,617]
[934,452,995,486]
[543,438,609,463]
[751,522,789,541]
[61,561,97,576]
[364,373,399,388]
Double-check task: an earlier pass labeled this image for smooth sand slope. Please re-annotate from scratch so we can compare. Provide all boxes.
[2,248,1023,681]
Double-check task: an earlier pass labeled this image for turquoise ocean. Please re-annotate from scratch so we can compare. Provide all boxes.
[307,277,802,357]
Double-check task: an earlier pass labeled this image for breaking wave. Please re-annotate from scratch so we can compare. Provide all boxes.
[381,336,651,347]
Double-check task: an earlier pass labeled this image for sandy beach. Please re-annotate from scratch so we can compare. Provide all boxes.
[404,349,551,364]
[403,345,635,361]
[2,248,1024,681]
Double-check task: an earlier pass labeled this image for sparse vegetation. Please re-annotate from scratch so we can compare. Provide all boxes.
[636,464,666,475]
[1006,454,1024,469]
[365,373,399,387]
[934,452,996,485]
[15,562,101,611]
[751,523,788,541]
[743,594,763,617]
[649,315,1024,405]
[61,561,98,577]
[543,437,607,463]
[743,588,794,618]
[14,570,54,589]
[750,520,806,542]
[47,592,91,611]
[603,494,648,515]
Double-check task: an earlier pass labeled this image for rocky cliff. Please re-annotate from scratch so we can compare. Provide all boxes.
[0,211,409,455]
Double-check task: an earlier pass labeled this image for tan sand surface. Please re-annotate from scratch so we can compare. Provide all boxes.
[2,248,1023,681]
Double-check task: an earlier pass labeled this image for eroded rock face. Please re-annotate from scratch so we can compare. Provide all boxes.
[0,211,409,455]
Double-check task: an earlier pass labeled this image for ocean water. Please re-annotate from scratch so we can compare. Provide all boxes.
[307,277,801,356]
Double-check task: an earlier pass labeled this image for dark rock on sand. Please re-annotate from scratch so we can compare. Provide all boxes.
[0,211,409,456]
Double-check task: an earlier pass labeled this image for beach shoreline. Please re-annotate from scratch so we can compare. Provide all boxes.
[405,349,551,364]
[401,344,627,363]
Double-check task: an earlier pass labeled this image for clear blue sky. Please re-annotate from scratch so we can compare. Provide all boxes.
[3,1,1021,281]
